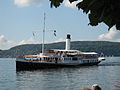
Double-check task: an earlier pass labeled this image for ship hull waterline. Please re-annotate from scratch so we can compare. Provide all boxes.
[16,60,101,71]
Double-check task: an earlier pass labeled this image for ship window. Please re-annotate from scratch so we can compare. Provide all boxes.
[65,57,66,60]
[72,57,77,60]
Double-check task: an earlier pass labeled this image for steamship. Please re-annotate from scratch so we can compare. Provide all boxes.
[16,34,105,70]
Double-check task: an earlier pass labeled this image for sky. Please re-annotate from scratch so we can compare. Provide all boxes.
[0,0,120,50]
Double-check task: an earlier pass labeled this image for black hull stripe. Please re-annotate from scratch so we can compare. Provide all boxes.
[16,61,100,71]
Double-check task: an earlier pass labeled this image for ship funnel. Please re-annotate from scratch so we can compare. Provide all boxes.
[66,34,71,50]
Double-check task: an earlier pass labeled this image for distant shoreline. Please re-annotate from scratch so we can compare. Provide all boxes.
[0,41,120,58]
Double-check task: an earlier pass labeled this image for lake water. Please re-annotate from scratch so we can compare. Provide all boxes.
[0,57,120,90]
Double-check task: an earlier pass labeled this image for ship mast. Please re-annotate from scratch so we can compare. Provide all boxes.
[42,13,46,54]
[33,13,56,54]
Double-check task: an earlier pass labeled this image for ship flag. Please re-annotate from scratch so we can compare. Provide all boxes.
[32,32,35,37]
[54,30,56,36]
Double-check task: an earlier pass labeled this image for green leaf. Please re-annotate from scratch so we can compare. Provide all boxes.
[89,13,98,26]
[50,0,63,8]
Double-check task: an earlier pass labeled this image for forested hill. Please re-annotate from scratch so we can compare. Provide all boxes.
[0,41,120,58]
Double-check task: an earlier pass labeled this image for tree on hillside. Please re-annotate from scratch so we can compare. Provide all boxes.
[49,0,120,30]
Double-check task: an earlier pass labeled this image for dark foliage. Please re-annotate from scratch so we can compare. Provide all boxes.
[50,0,120,30]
